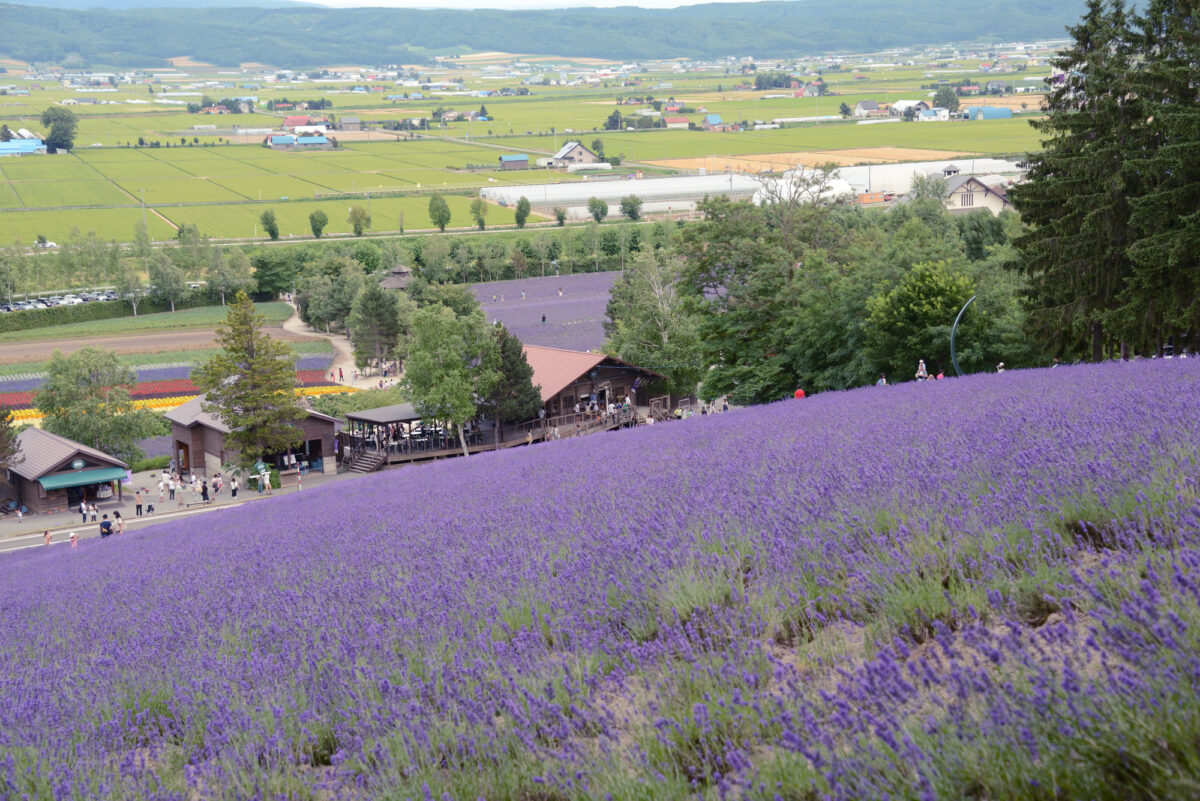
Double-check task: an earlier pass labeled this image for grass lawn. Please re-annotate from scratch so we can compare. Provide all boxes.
[0,302,293,343]
[0,338,333,376]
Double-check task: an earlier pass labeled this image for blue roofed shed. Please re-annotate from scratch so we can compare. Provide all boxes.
[498,153,529,170]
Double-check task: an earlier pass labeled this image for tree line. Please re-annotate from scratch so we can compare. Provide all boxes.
[1007,0,1199,360]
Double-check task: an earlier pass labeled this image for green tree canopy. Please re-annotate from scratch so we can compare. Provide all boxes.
[40,106,77,153]
[309,209,329,238]
[480,324,542,442]
[194,292,305,471]
[404,304,499,456]
[932,86,960,112]
[587,196,609,223]
[347,281,404,370]
[348,205,371,236]
[469,198,489,231]
[428,194,451,232]
[604,251,702,398]
[260,209,280,240]
[35,347,160,464]
[514,196,531,229]
[619,194,643,221]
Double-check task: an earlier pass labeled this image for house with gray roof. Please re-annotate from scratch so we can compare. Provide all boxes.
[8,428,129,514]
[550,141,600,169]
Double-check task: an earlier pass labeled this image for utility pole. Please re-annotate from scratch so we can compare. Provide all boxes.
[139,188,146,229]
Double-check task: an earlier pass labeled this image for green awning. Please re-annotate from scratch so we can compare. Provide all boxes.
[38,467,126,491]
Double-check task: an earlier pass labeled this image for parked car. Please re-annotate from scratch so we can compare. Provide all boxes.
[103,291,119,301]
[62,294,83,305]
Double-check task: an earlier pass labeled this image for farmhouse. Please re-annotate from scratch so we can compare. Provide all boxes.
[165,394,339,476]
[8,428,129,515]
[702,114,738,132]
[891,100,930,116]
[918,107,951,122]
[498,153,530,170]
[853,100,879,117]
[338,115,362,131]
[550,141,600,168]
[943,175,1012,215]
[664,115,690,129]
[282,115,310,130]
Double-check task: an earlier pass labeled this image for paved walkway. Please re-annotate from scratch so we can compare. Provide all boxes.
[0,465,351,554]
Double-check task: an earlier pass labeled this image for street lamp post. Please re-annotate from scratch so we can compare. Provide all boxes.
[950,295,977,377]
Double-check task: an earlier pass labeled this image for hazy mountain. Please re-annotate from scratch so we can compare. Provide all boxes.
[0,0,1085,68]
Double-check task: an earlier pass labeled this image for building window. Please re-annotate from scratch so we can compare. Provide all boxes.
[960,192,974,207]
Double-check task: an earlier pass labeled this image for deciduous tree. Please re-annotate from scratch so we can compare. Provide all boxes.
[35,347,160,464]
[309,209,329,238]
[260,209,280,240]
[404,304,499,457]
[348,205,371,236]
[514,196,531,228]
[428,194,451,232]
[469,198,488,231]
[587,196,608,223]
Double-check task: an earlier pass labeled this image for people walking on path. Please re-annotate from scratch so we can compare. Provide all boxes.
[201,481,210,503]
[113,511,125,535]
[89,503,97,522]
[135,491,143,517]
[80,500,87,525]
[99,514,113,539]
[43,530,51,546]
[231,476,238,499]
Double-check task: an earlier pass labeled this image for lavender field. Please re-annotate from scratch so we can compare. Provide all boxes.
[3,361,1200,800]
[472,271,619,351]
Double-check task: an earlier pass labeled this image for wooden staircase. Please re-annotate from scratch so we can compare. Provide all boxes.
[346,448,387,474]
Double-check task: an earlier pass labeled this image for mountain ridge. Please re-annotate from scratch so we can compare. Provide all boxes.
[0,0,1085,68]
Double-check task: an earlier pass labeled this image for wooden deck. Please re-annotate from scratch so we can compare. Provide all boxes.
[342,408,640,471]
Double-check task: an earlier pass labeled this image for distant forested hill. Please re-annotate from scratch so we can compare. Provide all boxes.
[0,0,1085,68]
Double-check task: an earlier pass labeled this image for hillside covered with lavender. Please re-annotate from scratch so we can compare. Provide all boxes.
[3,360,1199,799]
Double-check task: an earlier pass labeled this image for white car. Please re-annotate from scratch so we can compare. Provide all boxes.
[61,295,84,305]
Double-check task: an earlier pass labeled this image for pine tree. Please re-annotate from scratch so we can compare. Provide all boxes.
[194,292,305,470]
[1009,0,1141,360]
[347,281,402,372]
[482,325,542,443]
[1120,0,1200,353]
[0,405,23,475]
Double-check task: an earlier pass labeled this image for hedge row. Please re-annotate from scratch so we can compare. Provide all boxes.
[0,296,210,334]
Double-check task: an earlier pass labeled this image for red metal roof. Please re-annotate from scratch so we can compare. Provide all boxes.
[283,115,309,127]
[522,345,606,402]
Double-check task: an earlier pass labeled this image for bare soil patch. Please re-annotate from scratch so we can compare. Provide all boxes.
[0,326,306,365]
[647,146,980,173]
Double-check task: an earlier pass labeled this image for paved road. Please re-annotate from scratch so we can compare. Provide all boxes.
[0,325,307,365]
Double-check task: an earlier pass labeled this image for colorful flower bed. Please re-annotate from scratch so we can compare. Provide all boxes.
[2,360,1199,799]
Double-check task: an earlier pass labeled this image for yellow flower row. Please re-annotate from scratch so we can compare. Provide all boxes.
[15,385,358,424]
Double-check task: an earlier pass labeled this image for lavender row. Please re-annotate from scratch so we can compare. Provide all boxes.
[2,359,1198,799]
[473,271,620,351]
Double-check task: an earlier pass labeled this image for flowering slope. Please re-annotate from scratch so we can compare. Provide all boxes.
[2,361,1200,800]
[473,271,620,351]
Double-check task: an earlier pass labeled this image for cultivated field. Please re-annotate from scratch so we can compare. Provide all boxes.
[646,145,976,172]
[4,360,1198,798]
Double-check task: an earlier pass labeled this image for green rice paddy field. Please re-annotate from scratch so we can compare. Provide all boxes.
[0,59,1046,244]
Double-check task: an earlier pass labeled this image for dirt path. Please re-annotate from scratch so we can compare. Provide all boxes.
[279,304,392,390]
[0,325,307,365]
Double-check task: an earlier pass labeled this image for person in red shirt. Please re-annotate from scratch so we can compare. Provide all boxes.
[794,386,806,399]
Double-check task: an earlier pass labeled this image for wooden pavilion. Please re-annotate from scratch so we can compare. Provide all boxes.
[339,345,661,472]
